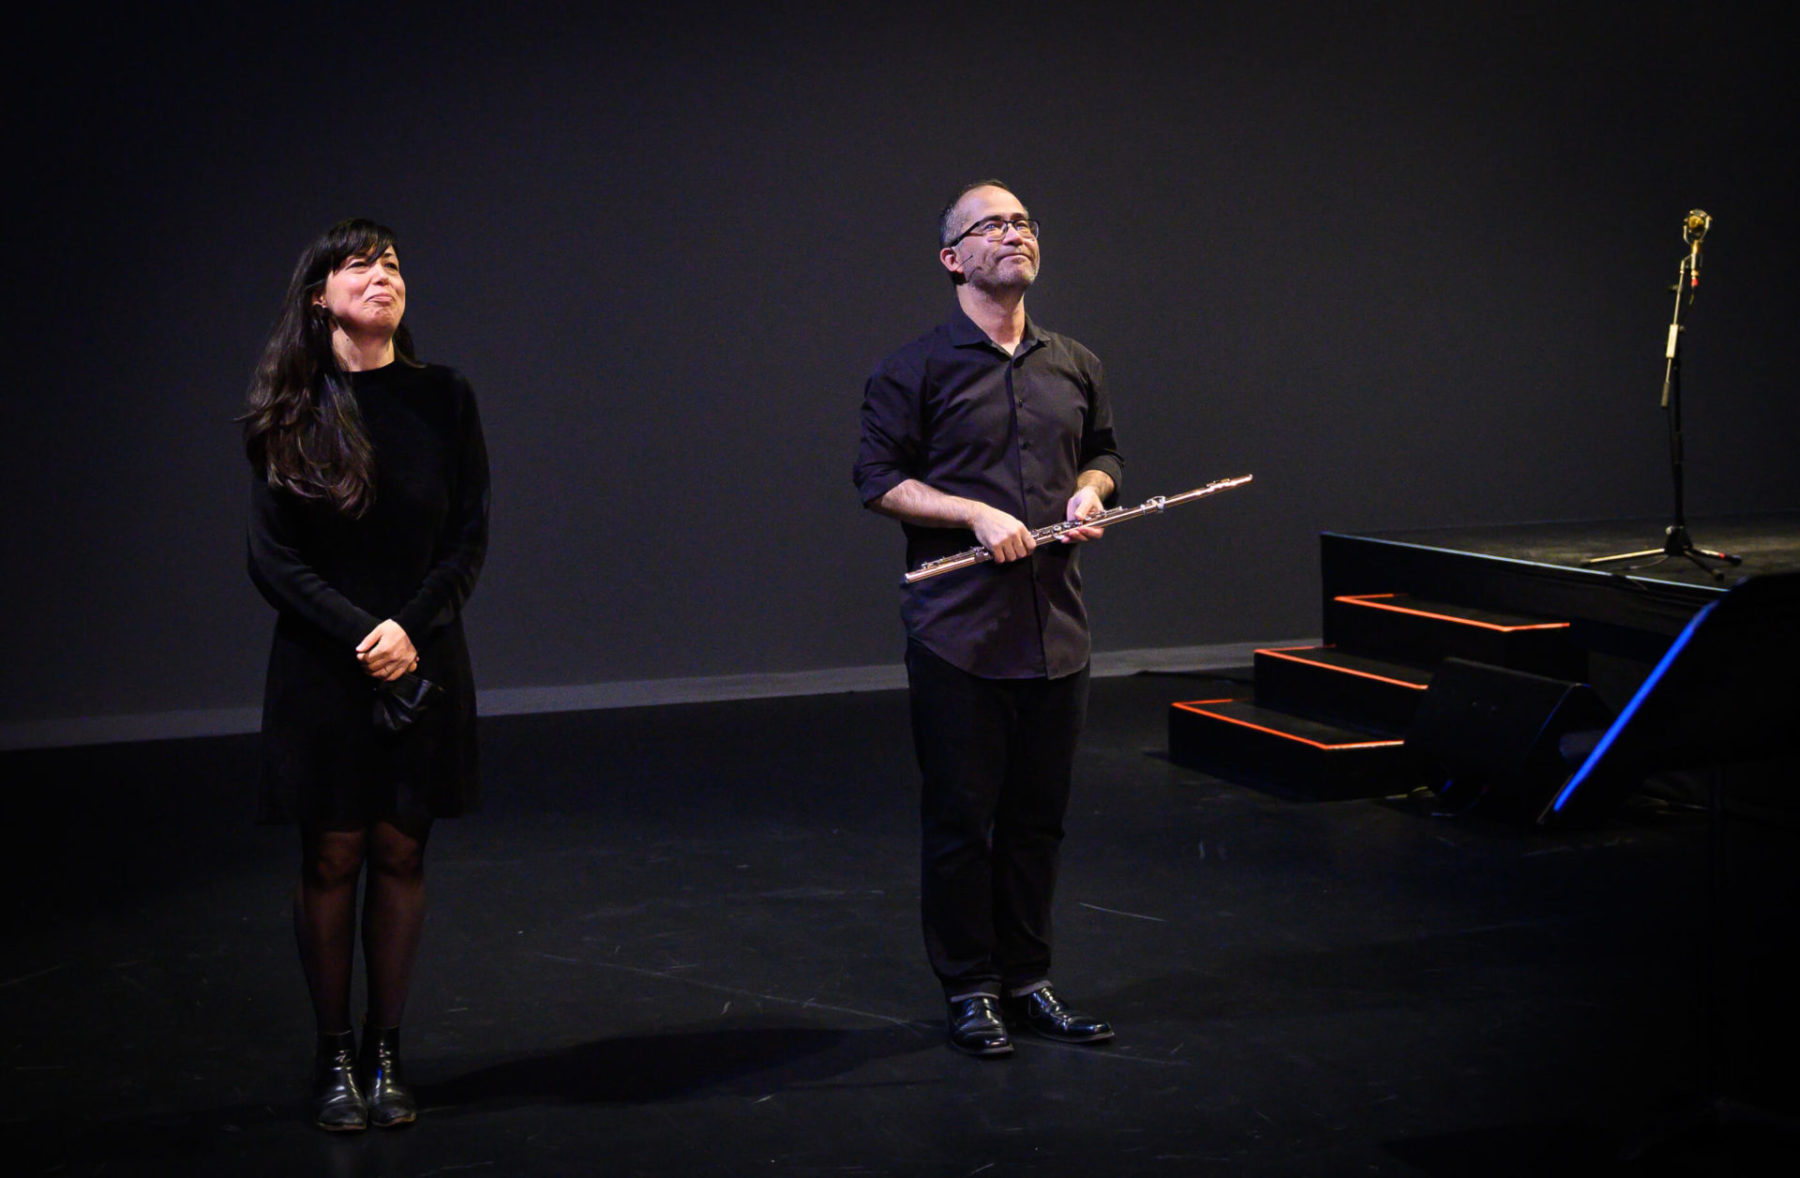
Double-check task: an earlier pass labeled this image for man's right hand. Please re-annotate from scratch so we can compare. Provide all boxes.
[968,503,1035,563]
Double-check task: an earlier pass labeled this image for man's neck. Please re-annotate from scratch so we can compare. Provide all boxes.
[957,284,1027,351]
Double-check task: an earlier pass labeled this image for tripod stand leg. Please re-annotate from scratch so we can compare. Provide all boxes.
[1583,548,1668,568]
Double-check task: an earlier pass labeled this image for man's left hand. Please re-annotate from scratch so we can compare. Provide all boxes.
[1060,486,1108,543]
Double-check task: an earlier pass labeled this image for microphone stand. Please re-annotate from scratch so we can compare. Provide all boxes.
[1585,213,1740,580]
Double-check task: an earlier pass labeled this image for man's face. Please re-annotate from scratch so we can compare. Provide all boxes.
[941,186,1040,293]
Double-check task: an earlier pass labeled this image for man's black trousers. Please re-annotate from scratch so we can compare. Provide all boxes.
[905,640,1090,999]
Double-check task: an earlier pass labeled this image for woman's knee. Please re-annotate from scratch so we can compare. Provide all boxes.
[367,820,430,880]
[302,828,367,888]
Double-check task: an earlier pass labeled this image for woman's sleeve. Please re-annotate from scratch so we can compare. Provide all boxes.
[247,476,380,648]
[393,375,490,641]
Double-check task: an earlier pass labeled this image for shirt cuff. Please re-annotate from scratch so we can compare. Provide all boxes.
[855,470,908,508]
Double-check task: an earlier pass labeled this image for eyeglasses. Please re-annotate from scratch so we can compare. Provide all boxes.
[947,216,1041,246]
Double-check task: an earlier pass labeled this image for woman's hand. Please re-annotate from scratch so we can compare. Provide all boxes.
[356,620,418,681]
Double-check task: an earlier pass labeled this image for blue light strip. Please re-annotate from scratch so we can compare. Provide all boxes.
[1549,600,1718,814]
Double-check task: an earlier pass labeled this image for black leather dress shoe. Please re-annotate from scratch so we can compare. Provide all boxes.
[312,1031,368,1131]
[947,996,1014,1057]
[358,1026,418,1128]
[1006,986,1115,1043]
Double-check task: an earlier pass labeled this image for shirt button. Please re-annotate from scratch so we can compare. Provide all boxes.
[1020,440,1032,450]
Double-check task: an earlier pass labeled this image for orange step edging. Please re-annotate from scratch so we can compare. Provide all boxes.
[1170,700,1406,752]
[1254,646,1430,691]
[1332,593,1571,633]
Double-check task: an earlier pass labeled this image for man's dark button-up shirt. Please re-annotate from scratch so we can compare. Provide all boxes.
[854,305,1124,680]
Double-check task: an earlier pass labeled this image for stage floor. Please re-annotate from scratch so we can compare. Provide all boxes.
[1321,513,1800,662]
[3,677,1794,1175]
[1356,514,1800,593]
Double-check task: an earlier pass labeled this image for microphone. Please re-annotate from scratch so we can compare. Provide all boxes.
[1683,209,1711,288]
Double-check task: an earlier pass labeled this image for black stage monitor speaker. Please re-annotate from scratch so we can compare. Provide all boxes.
[1406,657,1614,821]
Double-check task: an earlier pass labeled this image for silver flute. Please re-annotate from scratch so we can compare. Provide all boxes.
[903,474,1253,584]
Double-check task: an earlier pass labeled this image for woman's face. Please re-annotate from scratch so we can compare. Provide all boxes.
[315,246,406,337]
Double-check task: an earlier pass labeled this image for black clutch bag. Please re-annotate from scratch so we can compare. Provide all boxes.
[373,671,443,733]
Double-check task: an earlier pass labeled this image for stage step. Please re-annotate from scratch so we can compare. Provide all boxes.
[1253,645,1432,731]
[1326,593,1586,680]
[1168,698,1411,800]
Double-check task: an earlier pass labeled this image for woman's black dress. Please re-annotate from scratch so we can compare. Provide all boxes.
[249,361,489,826]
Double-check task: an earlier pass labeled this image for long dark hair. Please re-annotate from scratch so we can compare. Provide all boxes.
[241,218,419,516]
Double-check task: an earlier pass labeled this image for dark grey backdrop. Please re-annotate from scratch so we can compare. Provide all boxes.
[6,2,1796,729]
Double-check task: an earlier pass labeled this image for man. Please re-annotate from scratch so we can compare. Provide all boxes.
[854,180,1123,1057]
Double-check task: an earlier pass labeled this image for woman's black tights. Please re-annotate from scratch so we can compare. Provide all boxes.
[295,819,433,1033]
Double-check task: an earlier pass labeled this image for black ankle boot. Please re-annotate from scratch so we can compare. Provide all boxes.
[359,1025,418,1128]
[312,1030,367,1131]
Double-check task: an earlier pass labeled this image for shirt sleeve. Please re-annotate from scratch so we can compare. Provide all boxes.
[1077,352,1124,503]
[853,354,924,506]
[392,374,491,641]
[246,477,380,648]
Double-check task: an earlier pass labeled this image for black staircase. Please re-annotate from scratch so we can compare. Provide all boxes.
[1170,582,1588,799]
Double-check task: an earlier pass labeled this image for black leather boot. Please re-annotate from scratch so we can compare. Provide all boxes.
[312,1030,368,1131]
[359,1025,418,1127]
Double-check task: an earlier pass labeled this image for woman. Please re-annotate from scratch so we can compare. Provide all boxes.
[243,218,488,1131]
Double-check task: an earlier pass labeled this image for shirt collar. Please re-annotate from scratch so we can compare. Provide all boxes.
[947,302,1043,356]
